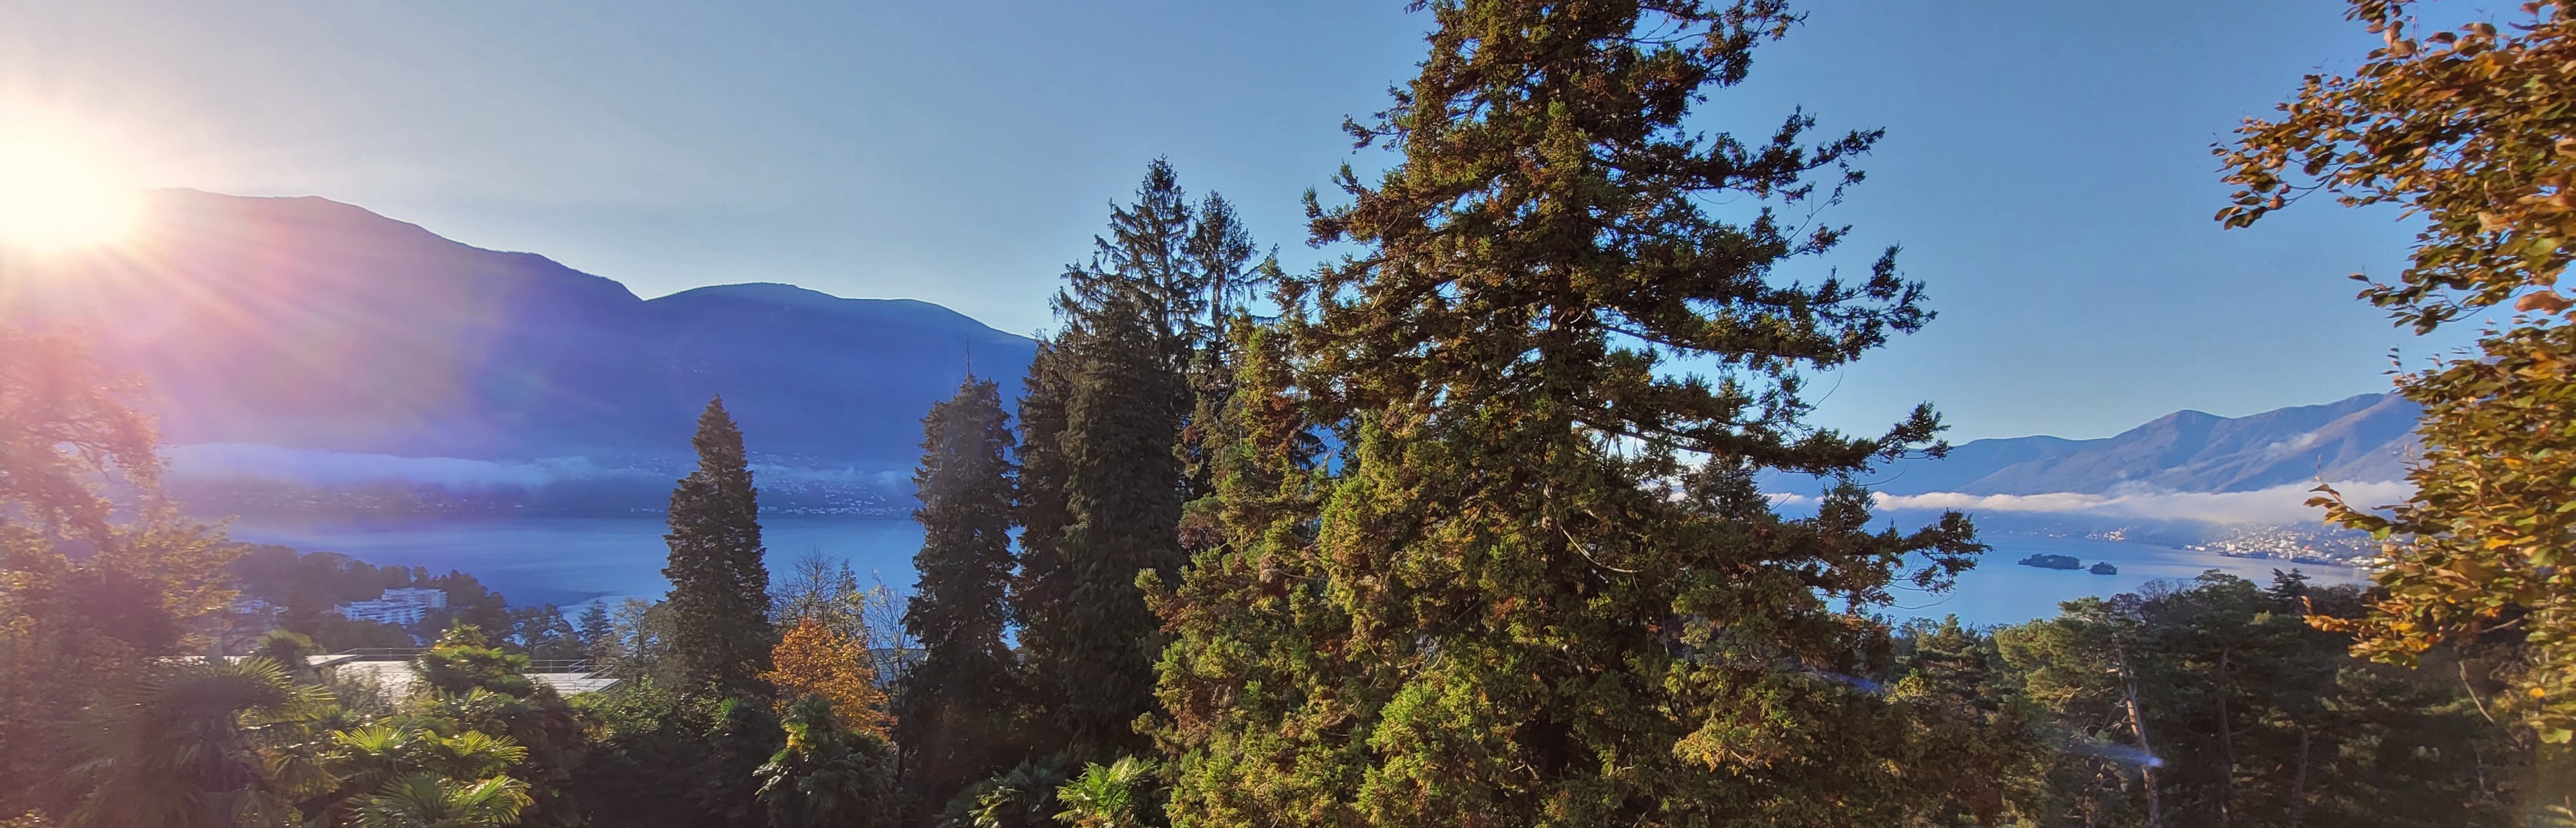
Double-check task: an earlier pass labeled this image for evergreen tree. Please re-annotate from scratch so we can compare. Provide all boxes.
[1062,159,1204,375]
[1051,300,1188,763]
[1018,161,1260,765]
[1151,3,1986,824]
[1177,197,1278,507]
[576,602,615,662]
[1991,573,2526,826]
[1010,340,1079,746]
[663,397,775,699]
[895,378,1022,820]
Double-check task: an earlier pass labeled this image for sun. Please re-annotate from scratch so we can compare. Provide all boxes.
[0,134,141,253]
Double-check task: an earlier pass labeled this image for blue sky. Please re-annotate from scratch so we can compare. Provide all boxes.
[0,0,2491,440]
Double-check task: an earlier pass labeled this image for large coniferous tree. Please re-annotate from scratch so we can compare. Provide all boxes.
[1151,3,1984,825]
[1048,298,1188,762]
[895,378,1022,820]
[1009,338,1079,749]
[663,397,775,699]
[1016,162,1252,764]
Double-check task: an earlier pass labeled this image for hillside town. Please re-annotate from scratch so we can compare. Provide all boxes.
[2183,525,2381,566]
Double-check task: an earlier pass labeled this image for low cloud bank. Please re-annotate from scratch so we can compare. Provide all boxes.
[164,444,913,491]
[165,443,657,488]
[1772,481,2414,526]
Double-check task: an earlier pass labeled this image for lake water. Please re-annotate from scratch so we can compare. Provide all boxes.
[226,516,2367,628]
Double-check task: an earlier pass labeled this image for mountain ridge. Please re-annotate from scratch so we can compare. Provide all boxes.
[1793,392,2419,497]
[0,189,1036,466]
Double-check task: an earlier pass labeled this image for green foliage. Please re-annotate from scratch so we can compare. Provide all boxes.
[0,327,162,539]
[415,625,539,699]
[1023,161,1267,765]
[1151,2,1981,825]
[1990,572,2526,826]
[2219,0,2576,740]
[352,624,594,827]
[696,698,788,827]
[663,397,777,700]
[1051,302,1187,764]
[756,696,897,828]
[347,773,533,828]
[569,685,785,828]
[1052,757,1156,828]
[61,658,337,828]
[562,680,703,827]
[938,761,1065,828]
[0,327,247,819]
[318,720,535,828]
[898,378,1026,818]
[252,630,321,671]
[1009,339,1078,751]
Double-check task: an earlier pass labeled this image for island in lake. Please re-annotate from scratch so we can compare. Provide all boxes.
[2016,553,2120,575]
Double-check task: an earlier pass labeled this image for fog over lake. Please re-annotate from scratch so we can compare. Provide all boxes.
[225,516,2367,628]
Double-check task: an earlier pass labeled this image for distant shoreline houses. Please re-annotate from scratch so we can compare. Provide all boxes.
[337,587,448,626]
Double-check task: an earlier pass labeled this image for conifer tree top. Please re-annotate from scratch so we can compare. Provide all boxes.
[1302,0,1944,474]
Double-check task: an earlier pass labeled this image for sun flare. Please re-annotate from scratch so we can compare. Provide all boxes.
[0,135,140,253]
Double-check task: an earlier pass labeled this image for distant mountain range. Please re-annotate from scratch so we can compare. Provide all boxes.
[0,190,1034,467]
[0,189,2420,519]
[1773,392,2418,497]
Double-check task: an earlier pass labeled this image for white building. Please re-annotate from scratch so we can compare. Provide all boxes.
[337,588,450,626]
[380,588,449,608]
[339,599,427,626]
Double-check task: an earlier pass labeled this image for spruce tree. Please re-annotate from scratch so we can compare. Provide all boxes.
[662,397,775,699]
[1018,161,1257,764]
[1153,3,1985,825]
[895,378,1022,820]
[1050,297,1186,762]
[1009,338,1078,745]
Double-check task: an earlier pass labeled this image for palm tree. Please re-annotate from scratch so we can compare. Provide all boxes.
[944,760,1064,828]
[754,695,895,828]
[348,773,532,828]
[62,657,336,828]
[1050,757,1152,828]
[320,721,531,823]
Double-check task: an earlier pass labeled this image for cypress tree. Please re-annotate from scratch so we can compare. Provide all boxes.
[1153,3,1985,825]
[662,397,774,699]
[895,378,1022,820]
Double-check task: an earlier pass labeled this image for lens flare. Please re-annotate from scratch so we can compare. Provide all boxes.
[0,134,140,252]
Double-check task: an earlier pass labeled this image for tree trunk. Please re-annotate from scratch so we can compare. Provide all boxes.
[2216,648,2238,828]
[2116,640,2163,826]
[2288,723,2311,828]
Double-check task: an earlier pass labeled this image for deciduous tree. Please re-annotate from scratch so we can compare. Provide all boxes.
[2219,0,2576,738]
[764,618,889,738]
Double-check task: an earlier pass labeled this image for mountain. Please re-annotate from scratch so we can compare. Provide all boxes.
[1796,392,2420,496]
[0,189,1035,467]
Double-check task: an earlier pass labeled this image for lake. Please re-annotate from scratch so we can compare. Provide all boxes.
[225,516,2367,628]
